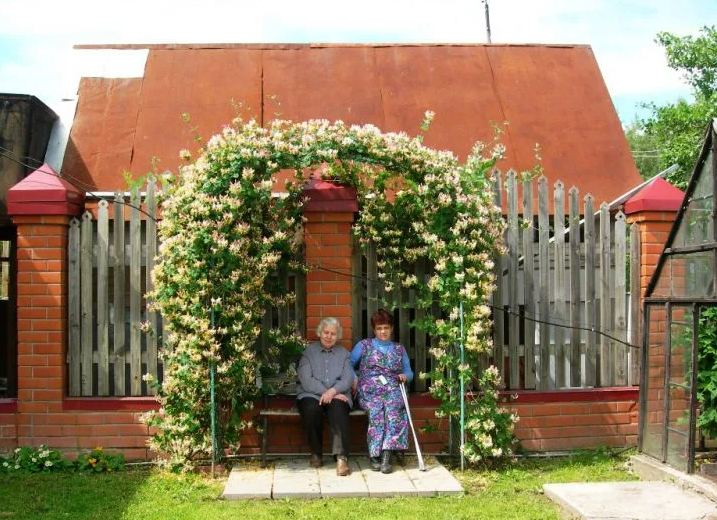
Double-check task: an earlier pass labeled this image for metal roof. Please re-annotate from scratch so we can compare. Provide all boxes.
[62,43,641,206]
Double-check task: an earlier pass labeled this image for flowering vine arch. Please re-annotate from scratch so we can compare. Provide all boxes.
[144,115,517,470]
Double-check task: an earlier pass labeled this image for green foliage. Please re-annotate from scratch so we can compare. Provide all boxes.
[460,367,519,466]
[656,26,717,98]
[0,445,125,474]
[146,113,515,470]
[629,26,717,188]
[0,450,636,520]
[697,307,717,438]
[0,445,70,472]
[75,447,125,472]
[640,96,716,189]
[624,119,661,180]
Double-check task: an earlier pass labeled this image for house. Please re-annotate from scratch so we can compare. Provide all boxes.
[1,43,655,459]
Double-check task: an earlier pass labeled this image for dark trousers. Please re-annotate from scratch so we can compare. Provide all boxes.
[297,397,351,457]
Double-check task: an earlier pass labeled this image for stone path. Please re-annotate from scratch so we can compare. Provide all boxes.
[222,456,463,500]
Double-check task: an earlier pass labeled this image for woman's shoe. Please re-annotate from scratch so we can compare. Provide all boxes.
[370,456,381,471]
[380,450,393,474]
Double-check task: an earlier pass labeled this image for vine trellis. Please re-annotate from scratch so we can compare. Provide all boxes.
[142,115,516,470]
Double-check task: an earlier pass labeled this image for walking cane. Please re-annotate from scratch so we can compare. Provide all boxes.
[400,382,426,471]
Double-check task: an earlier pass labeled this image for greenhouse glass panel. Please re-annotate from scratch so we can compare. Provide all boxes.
[674,150,714,248]
[641,304,667,460]
[652,253,714,298]
[666,305,693,472]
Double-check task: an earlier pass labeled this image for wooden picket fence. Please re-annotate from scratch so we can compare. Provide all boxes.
[66,180,306,397]
[68,173,640,396]
[352,171,640,391]
[68,183,161,397]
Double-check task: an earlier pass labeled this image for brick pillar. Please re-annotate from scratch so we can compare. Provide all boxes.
[624,177,684,301]
[7,165,84,448]
[302,178,357,347]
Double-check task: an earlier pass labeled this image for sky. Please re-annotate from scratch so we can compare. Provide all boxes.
[0,0,714,126]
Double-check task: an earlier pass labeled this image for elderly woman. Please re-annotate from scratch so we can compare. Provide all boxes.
[351,309,414,474]
[296,317,353,476]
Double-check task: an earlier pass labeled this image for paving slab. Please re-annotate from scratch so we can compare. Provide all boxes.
[362,460,418,497]
[222,456,464,500]
[273,459,321,499]
[222,465,273,500]
[632,453,717,503]
[318,458,369,498]
[544,481,717,520]
[404,459,464,496]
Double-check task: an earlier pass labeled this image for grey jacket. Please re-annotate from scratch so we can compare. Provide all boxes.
[297,341,354,408]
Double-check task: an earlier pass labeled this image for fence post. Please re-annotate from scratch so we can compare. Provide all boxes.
[7,165,84,448]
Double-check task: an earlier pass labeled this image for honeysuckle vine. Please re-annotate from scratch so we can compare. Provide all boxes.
[143,113,518,470]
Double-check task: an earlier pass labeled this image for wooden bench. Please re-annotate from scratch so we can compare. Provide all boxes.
[258,376,365,467]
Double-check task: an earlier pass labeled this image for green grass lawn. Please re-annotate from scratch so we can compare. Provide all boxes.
[0,449,637,520]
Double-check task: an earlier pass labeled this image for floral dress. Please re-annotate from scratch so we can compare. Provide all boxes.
[355,339,409,457]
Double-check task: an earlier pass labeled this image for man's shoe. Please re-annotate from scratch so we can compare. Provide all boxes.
[370,456,381,471]
[336,456,350,476]
[380,450,393,474]
[309,453,323,468]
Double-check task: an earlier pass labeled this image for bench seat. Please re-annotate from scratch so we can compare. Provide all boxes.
[257,377,366,466]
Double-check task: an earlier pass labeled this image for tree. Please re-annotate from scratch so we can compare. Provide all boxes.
[632,26,717,189]
[624,119,661,180]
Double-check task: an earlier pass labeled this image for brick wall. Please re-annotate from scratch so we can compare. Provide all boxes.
[0,176,646,460]
[0,402,16,452]
[255,389,639,455]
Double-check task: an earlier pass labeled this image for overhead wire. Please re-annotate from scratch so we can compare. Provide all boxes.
[0,147,159,222]
[1,144,639,351]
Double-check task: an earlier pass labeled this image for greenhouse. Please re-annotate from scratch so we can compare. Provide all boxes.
[640,119,717,473]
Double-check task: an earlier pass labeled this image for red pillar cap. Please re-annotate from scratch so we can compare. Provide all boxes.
[303,176,358,212]
[624,177,684,214]
[7,164,85,216]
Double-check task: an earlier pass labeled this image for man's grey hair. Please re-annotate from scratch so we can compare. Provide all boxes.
[316,317,343,339]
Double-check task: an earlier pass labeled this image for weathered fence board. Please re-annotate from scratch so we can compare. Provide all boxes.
[522,179,536,389]
[80,212,93,396]
[68,182,305,397]
[584,195,597,388]
[145,179,158,394]
[97,200,109,395]
[112,193,126,395]
[554,181,567,388]
[569,187,581,388]
[129,188,142,395]
[69,173,639,396]
[538,177,551,389]
[599,202,612,387]
[507,171,520,387]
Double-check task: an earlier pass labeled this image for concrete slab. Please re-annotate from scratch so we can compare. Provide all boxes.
[318,458,369,498]
[221,456,464,500]
[405,459,464,496]
[272,459,321,499]
[222,465,273,500]
[361,460,418,497]
[543,481,717,520]
[632,453,717,503]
